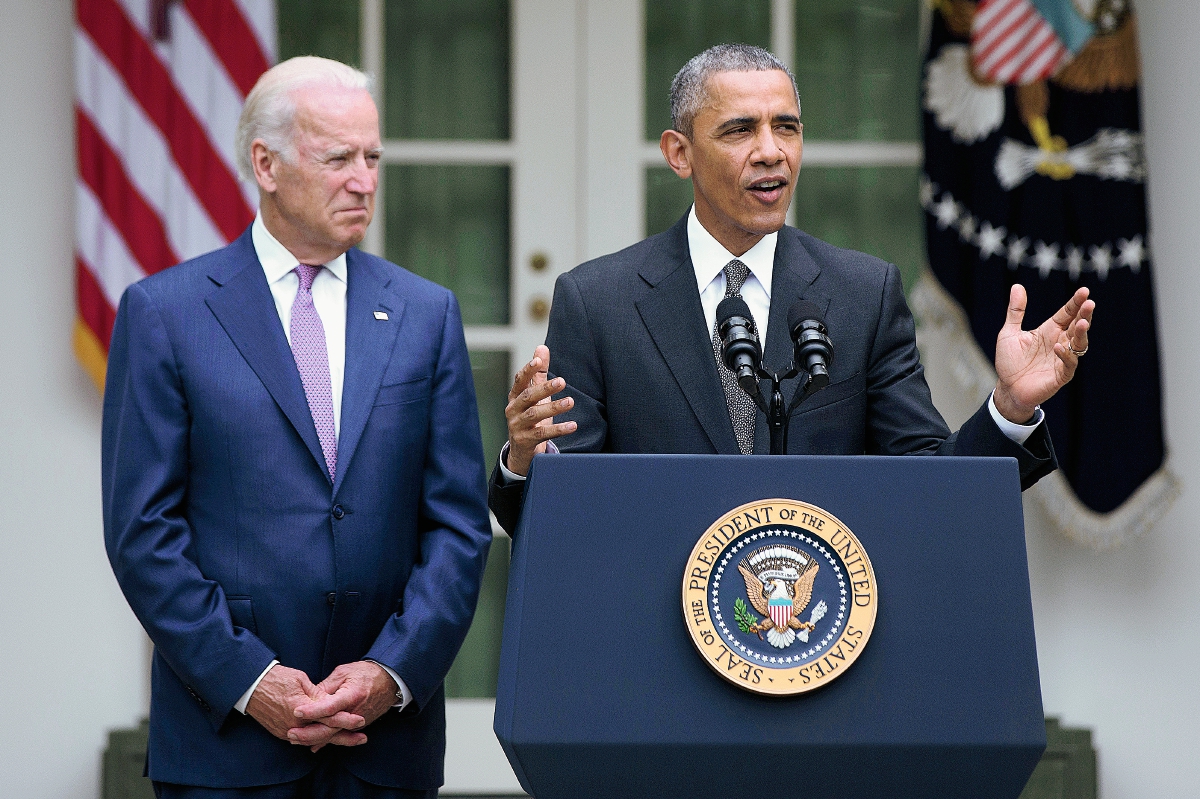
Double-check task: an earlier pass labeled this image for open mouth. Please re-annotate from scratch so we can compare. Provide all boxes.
[747,178,788,202]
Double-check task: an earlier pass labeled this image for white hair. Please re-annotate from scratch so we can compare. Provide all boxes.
[669,44,800,140]
[235,56,373,181]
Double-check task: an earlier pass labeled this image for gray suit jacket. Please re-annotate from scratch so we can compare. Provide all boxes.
[489,215,1055,534]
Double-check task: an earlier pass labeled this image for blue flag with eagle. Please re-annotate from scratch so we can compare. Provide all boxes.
[919,0,1176,547]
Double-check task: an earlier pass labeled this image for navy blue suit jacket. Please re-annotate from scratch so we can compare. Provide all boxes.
[102,229,492,789]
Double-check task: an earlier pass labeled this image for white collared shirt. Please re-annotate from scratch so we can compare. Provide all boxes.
[252,213,347,438]
[688,205,776,352]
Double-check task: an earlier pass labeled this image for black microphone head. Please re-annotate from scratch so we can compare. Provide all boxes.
[787,300,826,336]
[717,295,754,327]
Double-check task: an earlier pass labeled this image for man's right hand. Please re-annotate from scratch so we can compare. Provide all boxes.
[246,664,367,747]
[504,345,577,476]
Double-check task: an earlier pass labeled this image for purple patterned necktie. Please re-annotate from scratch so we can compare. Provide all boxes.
[291,264,337,480]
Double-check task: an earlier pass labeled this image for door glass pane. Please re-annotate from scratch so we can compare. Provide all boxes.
[445,349,511,699]
[793,166,923,289]
[444,535,510,698]
[276,0,360,67]
[467,349,511,472]
[384,0,510,140]
[384,164,511,326]
[644,0,772,141]
[793,0,920,141]
[646,166,694,237]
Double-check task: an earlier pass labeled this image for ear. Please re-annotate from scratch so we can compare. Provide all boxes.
[659,129,693,179]
[250,139,280,194]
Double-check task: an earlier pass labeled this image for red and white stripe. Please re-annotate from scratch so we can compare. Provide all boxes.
[74,0,273,381]
[971,0,1070,85]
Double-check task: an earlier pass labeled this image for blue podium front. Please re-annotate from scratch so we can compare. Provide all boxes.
[494,454,1045,799]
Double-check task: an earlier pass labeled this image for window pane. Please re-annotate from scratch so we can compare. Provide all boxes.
[384,165,510,326]
[793,0,920,141]
[277,0,360,68]
[646,166,694,237]
[384,0,510,140]
[793,166,923,290]
[444,535,509,698]
[644,0,771,141]
[467,350,510,473]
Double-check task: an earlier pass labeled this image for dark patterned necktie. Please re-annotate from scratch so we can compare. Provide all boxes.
[711,259,756,454]
[291,264,337,480]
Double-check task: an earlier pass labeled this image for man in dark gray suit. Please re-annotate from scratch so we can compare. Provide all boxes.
[489,44,1093,534]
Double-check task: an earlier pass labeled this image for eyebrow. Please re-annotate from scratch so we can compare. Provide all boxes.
[714,113,801,133]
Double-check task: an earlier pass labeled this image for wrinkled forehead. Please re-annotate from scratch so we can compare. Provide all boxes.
[700,69,800,116]
[291,84,380,142]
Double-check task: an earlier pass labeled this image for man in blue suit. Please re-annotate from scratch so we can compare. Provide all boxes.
[102,57,492,798]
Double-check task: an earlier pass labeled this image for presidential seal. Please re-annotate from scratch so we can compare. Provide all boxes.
[681,499,878,696]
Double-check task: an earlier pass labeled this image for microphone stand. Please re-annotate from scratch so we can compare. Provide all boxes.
[747,365,825,455]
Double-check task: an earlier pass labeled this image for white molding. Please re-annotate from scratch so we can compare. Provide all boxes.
[381,140,515,165]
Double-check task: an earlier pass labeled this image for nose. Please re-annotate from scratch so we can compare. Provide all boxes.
[752,125,785,165]
[346,155,378,195]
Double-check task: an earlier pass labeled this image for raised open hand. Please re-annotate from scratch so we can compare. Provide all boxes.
[992,284,1094,423]
[504,345,577,476]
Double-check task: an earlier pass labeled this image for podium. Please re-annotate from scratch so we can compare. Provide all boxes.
[494,455,1046,799]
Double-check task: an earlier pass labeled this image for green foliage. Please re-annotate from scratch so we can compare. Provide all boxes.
[733,597,759,633]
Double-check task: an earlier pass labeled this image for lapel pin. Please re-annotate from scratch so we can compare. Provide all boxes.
[373,311,389,321]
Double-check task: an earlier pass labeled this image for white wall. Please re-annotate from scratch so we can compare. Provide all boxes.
[0,3,150,798]
[1,2,1197,797]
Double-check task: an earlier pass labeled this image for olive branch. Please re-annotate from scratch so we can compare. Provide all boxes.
[733,597,759,634]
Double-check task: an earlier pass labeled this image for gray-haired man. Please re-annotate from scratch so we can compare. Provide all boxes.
[489,43,1093,533]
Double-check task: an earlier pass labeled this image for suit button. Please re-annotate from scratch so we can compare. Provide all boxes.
[327,592,337,606]
[332,505,345,520]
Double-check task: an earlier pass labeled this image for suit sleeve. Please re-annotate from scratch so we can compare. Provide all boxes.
[864,263,1056,489]
[365,292,492,709]
[102,283,276,730]
[488,271,608,535]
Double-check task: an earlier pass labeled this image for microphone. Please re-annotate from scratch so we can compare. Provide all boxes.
[787,300,833,390]
[716,296,762,397]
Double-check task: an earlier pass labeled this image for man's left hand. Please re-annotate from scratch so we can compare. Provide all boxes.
[993,284,1094,423]
[288,661,398,751]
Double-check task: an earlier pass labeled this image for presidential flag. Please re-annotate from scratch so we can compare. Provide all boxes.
[74,0,274,389]
[918,0,1176,547]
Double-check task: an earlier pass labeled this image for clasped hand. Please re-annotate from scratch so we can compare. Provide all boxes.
[246,661,398,752]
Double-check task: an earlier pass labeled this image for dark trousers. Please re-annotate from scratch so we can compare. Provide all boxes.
[153,757,439,799]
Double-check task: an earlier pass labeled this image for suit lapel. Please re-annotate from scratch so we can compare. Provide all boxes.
[335,249,403,495]
[204,231,330,480]
[754,227,831,452]
[635,219,739,455]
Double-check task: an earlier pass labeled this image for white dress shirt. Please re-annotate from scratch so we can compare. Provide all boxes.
[500,206,1039,482]
[234,214,411,715]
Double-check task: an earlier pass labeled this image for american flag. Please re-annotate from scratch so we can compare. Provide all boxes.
[74,0,274,389]
[971,0,1070,85]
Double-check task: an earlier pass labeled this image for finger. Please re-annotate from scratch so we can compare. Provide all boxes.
[508,350,548,402]
[287,722,339,746]
[518,394,573,428]
[307,710,366,730]
[1051,286,1091,329]
[1003,284,1027,331]
[527,420,578,442]
[508,377,566,418]
[530,344,550,388]
[326,730,368,747]
[294,690,362,720]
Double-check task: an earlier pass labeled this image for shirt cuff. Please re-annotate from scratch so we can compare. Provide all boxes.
[498,440,560,484]
[235,659,278,714]
[368,661,411,710]
[987,391,1044,445]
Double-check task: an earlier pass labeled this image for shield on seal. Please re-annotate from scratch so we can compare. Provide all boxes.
[768,595,792,630]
